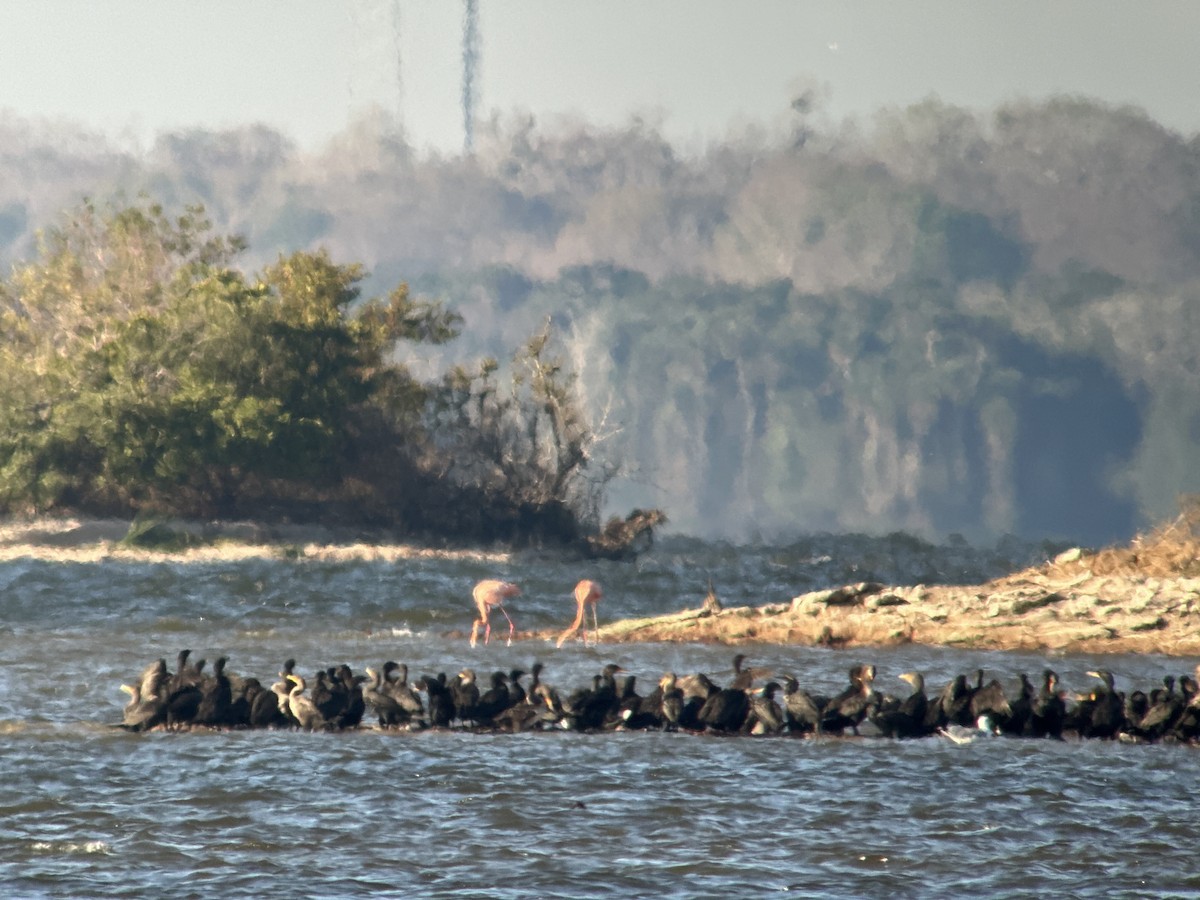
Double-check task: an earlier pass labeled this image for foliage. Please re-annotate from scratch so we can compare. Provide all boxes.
[0,197,619,547]
[1,94,1198,543]
[426,318,619,537]
[119,515,206,552]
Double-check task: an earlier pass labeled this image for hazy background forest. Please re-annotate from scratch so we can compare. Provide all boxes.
[1,90,1197,547]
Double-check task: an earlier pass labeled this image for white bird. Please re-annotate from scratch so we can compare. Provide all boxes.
[939,714,1000,744]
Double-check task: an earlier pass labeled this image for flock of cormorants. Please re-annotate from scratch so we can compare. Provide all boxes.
[116,649,1200,745]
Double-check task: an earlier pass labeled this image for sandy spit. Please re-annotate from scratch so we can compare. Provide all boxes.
[0,517,512,565]
[577,566,1200,657]
[7,517,1199,656]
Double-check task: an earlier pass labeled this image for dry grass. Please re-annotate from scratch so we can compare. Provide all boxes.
[1089,494,1200,578]
[1000,495,1200,584]
[588,496,1200,655]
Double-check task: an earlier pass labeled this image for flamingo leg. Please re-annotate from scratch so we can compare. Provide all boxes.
[498,604,515,646]
[591,603,600,645]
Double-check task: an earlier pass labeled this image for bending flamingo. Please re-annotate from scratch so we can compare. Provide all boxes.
[471,579,521,647]
[557,579,603,648]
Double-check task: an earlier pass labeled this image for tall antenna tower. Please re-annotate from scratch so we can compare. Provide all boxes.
[461,0,480,154]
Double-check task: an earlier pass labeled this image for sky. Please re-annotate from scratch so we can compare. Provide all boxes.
[2,2,1199,156]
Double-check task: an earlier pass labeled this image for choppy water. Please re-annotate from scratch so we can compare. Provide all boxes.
[2,534,1199,898]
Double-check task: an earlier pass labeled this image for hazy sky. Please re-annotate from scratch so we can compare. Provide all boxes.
[3,1,1198,155]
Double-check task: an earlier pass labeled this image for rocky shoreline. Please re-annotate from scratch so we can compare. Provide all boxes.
[5,515,1199,656]
[586,509,1200,656]
[585,565,1200,656]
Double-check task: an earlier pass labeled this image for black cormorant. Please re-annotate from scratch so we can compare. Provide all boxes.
[452,669,481,725]
[193,656,233,728]
[821,664,877,735]
[474,671,513,725]
[1072,670,1124,739]
[968,672,1013,731]
[572,664,623,730]
[365,665,408,727]
[871,672,931,739]
[780,675,823,736]
[697,666,752,734]
[745,682,784,735]
[1004,673,1035,737]
[416,673,454,728]
[658,672,684,732]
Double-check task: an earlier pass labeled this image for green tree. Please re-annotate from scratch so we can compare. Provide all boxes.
[0,198,462,519]
[0,196,634,549]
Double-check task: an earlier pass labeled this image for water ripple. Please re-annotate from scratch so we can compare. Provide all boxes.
[3,548,1200,896]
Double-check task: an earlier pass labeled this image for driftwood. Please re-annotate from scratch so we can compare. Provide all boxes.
[583,508,667,560]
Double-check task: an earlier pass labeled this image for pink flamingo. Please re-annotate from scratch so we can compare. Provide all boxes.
[556,579,603,648]
[470,579,521,647]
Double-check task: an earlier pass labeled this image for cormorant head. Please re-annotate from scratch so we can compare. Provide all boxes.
[899,671,923,691]
[1087,670,1116,691]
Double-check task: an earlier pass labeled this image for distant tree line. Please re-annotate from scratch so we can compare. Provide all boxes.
[0,93,1197,543]
[0,199,631,548]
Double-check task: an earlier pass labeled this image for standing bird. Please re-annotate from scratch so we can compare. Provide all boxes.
[364,665,406,727]
[416,673,455,728]
[475,671,514,726]
[136,658,169,704]
[1029,669,1067,739]
[193,656,233,728]
[697,665,753,734]
[871,671,931,739]
[928,673,974,729]
[657,672,684,732]
[1080,669,1126,740]
[821,664,877,736]
[470,579,521,648]
[780,675,824,737]
[557,579,603,648]
[566,664,624,731]
[451,669,482,726]
[745,682,785,735]
[284,674,327,731]
[118,682,167,732]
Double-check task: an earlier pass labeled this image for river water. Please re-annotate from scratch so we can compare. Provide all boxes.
[2,534,1198,898]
